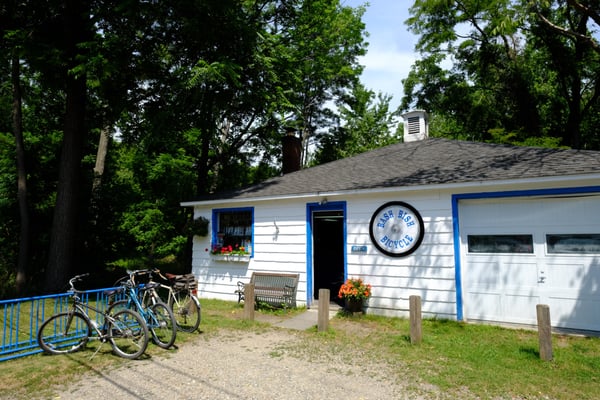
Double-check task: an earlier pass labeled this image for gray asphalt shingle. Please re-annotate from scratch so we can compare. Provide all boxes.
[190,138,600,202]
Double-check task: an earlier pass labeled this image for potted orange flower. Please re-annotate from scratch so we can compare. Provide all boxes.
[338,277,371,313]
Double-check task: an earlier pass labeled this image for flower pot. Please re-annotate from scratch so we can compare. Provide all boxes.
[345,298,364,313]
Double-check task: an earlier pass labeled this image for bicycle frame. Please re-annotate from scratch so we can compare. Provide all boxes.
[50,292,134,355]
[137,273,191,308]
[133,269,201,333]
[118,284,161,328]
[145,281,199,312]
[71,295,107,336]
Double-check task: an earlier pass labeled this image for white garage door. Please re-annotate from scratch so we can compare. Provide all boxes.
[460,195,600,332]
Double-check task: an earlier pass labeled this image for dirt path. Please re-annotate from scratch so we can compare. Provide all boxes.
[49,328,423,400]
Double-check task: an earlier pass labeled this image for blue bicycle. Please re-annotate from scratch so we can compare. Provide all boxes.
[109,271,177,349]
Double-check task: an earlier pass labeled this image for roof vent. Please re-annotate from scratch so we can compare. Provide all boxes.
[401,110,429,142]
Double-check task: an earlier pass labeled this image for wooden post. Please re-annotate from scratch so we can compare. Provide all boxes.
[318,289,330,332]
[537,304,553,361]
[243,283,255,320]
[409,295,422,344]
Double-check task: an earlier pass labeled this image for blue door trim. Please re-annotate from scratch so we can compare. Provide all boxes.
[306,201,347,307]
[452,185,600,321]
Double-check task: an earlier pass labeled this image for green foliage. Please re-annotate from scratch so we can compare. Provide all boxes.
[313,83,400,164]
[0,0,379,295]
[403,0,600,149]
[274,0,368,165]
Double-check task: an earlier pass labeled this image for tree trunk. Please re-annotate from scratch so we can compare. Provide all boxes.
[45,73,87,292]
[44,0,89,292]
[567,17,587,150]
[92,127,110,192]
[196,94,214,196]
[87,127,110,257]
[12,53,30,295]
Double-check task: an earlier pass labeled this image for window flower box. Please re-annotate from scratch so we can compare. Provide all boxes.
[210,244,251,262]
[212,254,251,262]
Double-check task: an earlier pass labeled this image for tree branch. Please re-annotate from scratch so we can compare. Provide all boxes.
[536,9,600,54]
[566,0,600,27]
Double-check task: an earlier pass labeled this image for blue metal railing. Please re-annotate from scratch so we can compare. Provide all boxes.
[0,288,118,362]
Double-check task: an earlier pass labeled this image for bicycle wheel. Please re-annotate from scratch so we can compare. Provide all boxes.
[37,312,91,355]
[108,309,149,359]
[107,299,130,314]
[169,291,201,333]
[148,302,177,349]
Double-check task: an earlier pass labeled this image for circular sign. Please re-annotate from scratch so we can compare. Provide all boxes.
[369,201,424,257]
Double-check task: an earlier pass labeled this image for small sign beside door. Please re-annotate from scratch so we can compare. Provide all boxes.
[351,245,368,253]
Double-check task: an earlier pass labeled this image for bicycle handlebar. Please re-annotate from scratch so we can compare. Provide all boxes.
[118,268,161,287]
[130,268,168,281]
[151,268,168,281]
[68,273,90,292]
[115,268,172,289]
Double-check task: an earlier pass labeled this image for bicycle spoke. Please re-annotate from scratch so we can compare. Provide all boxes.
[148,302,177,349]
[169,291,201,333]
[37,312,90,355]
[108,309,149,359]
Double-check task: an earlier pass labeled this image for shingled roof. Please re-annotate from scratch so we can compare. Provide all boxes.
[185,138,600,203]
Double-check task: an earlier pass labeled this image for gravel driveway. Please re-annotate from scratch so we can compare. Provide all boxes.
[49,328,423,400]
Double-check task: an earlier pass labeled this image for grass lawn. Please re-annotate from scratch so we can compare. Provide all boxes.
[1,299,599,399]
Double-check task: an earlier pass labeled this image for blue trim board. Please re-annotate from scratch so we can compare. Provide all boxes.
[305,203,314,304]
[211,206,254,257]
[306,201,347,307]
[451,185,600,321]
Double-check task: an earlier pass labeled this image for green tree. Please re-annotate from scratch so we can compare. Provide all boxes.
[402,0,600,149]
[275,0,368,166]
[314,83,400,164]
[0,0,373,295]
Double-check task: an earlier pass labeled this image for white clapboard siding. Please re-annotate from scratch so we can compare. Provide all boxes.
[190,190,461,317]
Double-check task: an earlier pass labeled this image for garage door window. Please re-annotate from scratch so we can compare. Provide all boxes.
[467,234,533,253]
[546,234,600,254]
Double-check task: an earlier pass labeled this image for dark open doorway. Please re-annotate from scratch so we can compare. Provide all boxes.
[312,210,345,306]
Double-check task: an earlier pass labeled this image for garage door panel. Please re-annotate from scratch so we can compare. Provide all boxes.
[460,194,600,332]
[504,293,540,323]
[463,260,501,286]
[460,200,537,228]
[464,291,502,320]
[500,262,538,288]
[464,259,538,287]
[548,295,600,331]
[465,291,541,324]
[544,262,595,290]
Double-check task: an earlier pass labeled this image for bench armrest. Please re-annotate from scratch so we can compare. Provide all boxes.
[283,284,295,298]
[283,284,297,308]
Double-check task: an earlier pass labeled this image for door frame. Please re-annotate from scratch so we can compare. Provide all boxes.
[306,201,347,307]
[452,185,600,322]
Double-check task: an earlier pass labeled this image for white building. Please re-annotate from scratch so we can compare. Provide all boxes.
[182,112,600,333]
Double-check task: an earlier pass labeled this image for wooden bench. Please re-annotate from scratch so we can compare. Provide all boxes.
[235,272,299,309]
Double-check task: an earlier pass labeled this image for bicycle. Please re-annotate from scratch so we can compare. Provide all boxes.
[123,268,201,333]
[108,270,177,349]
[37,274,149,360]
